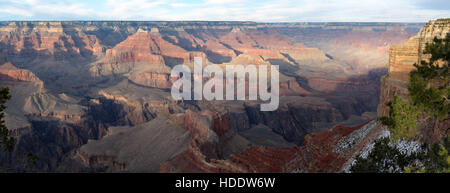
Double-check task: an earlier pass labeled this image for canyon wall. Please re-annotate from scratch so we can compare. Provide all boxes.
[0,21,422,172]
[378,18,450,144]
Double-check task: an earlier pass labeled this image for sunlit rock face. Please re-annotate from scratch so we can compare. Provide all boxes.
[0,62,42,82]
[0,21,424,172]
[377,19,450,118]
[377,19,450,145]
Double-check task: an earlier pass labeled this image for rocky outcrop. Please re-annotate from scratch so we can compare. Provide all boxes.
[379,19,449,117]
[377,18,450,144]
[0,21,105,60]
[279,78,311,96]
[76,116,190,172]
[161,120,379,173]
[244,97,345,144]
[160,143,301,173]
[293,120,381,172]
[383,19,450,84]
[128,70,175,89]
[0,21,423,172]
[386,37,420,82]
[0,62,42,83]
[377,19,450,115]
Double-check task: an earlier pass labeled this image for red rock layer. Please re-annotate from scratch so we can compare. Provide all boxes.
[0,62,41,82]
[279,79,311,96]
[295,122,368,172]
[104,29,195,65]
[377,19,450,144]
[128,71,175,89]
[0,22,105,58]
[161,121,371,173]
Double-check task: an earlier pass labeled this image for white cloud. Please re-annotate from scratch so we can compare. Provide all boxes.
[104,0,166,14]
[0,0,449,22]
[0,7,33,17]
[170,3,188,8]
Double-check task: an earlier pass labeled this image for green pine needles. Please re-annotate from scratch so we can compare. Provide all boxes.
[0,87,14,152]
[351,33,449,173]
[409,34,450,121]
[383,33,449,141]
[380,96,420,141]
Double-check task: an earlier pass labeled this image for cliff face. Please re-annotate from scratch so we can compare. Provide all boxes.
[0,22,105,59]
[0,21,423,172]
[385,19,450,83]
[0,62,42,82]
[377,19,450,144]
[379,19,450,116]
[160,120,381,173]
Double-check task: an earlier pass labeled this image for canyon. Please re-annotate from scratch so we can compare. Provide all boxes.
[0,21,428,172]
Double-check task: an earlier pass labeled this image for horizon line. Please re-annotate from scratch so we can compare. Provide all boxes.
[0,20,429,24]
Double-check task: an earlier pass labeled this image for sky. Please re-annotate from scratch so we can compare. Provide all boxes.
[0,0,449,22]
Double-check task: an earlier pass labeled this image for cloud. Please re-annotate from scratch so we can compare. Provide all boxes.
[0,7,33,17]
[0,0,448,22]
[170,3,188,8]
[414,0,450,10]
[0,0,99,19]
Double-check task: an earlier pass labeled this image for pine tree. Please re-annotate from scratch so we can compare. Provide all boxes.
[0,87,39,172]
[353,33,450,173]
[0,87,14,152]
[409,34,449,120]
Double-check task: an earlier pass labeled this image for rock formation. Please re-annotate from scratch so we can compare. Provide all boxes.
[0,62,42,82]
[377,18,450,144]
[0,21,423,172]
[161,120,381,173]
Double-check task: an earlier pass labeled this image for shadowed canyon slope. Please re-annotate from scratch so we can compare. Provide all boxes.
[0,21,423,172]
